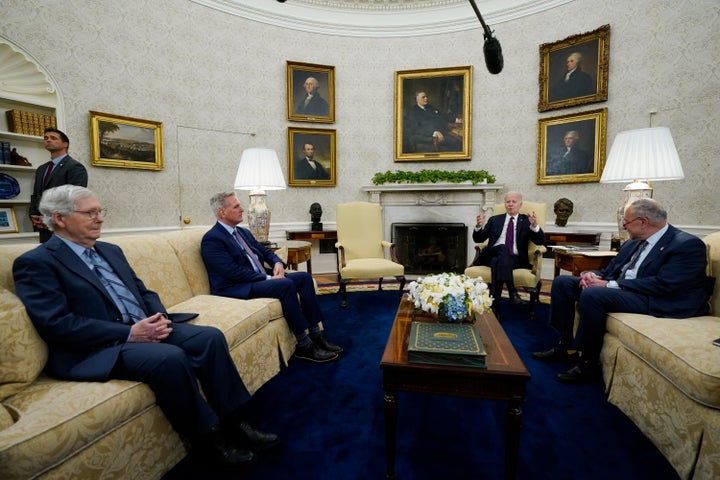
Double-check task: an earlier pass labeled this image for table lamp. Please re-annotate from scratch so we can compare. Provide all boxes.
[234,148,286,244]
[600,126,684,242]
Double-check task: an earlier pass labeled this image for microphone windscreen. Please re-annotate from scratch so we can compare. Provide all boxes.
[483,37,504,75]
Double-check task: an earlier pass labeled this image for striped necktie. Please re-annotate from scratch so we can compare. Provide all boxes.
[85,248,147,323]
[232,229,266,274]
[620,241,648,279]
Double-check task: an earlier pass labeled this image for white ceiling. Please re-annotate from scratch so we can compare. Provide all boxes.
[191,0,575,37]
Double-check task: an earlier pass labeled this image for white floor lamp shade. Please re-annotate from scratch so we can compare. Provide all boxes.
[600,127,684,242]
[234,148,286,244]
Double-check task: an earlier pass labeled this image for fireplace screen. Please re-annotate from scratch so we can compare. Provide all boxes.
[392,223,468,275]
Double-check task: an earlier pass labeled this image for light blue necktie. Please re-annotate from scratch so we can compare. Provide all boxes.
[84,248,147,323]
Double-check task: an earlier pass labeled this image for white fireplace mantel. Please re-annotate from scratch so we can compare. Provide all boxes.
[361,183,505,263]
[361,183,504,212]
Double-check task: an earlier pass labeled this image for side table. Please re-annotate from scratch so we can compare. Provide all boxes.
[553,250,616,277]
[279,240,312,273]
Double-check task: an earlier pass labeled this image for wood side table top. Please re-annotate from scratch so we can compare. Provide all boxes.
[553,249,616,277]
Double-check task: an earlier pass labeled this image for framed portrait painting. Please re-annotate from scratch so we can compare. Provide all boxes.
[0,206,18,233]
[89,111,163,170]
[394,65,472,162]
[538,24,610,112]
[287,127,336,187]
[537,108,607,185]
[287,61,335,123]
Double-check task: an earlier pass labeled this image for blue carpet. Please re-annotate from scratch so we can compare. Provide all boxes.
[164,290,679,480]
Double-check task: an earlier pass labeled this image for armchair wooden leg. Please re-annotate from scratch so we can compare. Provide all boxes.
[378,277,384,291]
[396,276,406,297]
[339,278,349,308]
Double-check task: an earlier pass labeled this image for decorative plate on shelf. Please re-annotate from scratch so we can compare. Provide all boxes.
[0,173,21,199]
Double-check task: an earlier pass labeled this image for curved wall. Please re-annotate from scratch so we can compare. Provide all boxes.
[1,0,718,236]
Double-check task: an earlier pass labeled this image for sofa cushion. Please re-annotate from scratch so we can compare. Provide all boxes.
[169,295,283,349]
[0,288,47,402]
[0,375,156,480]
[0,244,36,294]
[607,312,720,408]
[111,234,195,308]
[162,229,211,297]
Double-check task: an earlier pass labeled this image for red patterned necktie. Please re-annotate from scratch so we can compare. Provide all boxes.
[43,162,54,185]
[505,217,515,255]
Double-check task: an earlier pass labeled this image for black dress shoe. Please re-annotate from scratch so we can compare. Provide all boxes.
[555,363,600,384]
[230,421,281,452]
[293,343,339,363]
[532,346,578,362]
[195,431,256,467]
[510,293,528,305]
[311,333,343,353]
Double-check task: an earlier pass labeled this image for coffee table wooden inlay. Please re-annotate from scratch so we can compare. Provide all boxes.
[380,296,530,479]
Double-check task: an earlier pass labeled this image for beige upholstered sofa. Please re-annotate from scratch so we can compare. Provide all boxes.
[0,229,296,480]
[599,231,720,479]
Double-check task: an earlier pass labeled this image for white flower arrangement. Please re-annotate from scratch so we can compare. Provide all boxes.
[407,273,493,322]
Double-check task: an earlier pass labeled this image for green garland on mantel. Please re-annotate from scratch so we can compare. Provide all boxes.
[371,169,496,185]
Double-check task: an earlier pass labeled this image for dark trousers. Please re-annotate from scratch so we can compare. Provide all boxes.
[477,244,524,303]
[550,275,649,362]
[112,322,251,437]
[248,271,323,335]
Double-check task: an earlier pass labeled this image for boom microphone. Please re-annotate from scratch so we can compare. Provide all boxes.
[468,0,504,74]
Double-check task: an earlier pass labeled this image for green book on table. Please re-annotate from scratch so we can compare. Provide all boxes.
[407,321,486,368]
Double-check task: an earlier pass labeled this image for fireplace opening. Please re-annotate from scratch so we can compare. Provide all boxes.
[392,223,468,275]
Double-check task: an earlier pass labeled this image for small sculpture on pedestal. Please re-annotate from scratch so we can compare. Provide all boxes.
[553,197,574,227]
[309,202,323,231]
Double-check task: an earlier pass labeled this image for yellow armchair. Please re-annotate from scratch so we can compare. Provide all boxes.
[335,201,406,307]
[464,201,547,319]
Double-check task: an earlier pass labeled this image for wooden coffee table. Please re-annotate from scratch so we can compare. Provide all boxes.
[380,296,530,479]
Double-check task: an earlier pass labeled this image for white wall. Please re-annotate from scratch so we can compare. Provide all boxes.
[1,0,718,240]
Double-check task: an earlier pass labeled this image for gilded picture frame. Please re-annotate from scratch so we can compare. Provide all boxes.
[0,206,18,233]
[287,61,336,123]
[394,65,472,162]
[89,111,163,170]
[537,108,607,185]
[538,24,610,112]
[287,127,336,187]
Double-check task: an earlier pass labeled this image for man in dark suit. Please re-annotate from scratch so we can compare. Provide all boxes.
[533,198,710,383]
[295,76,329,117]
[201,192,342,363]
[404,91,461,153]
[293,142,330,180]
[12,185,278,468]
[472,191,546,316]
[549,52,595,102]
[29,128,88,243]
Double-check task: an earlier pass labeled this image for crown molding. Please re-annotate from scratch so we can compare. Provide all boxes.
[190,0,575,37]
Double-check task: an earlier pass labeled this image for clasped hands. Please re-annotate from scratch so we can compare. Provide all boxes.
[129,313,172,343]
[579,271,609,289]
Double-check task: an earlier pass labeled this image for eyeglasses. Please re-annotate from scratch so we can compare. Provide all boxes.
[74,209,107,219]
[622,216,642,228]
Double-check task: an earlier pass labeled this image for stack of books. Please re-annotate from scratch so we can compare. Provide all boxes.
[5,110,57,136]
[407,321,486,368]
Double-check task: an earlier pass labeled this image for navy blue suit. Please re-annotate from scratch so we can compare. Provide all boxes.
[472,213,546,300]
[201,222,324,335]
[12,235,250,436]
[551,225,710,362]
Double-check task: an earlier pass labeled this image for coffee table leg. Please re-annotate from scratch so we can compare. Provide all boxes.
[505,399,523,479]
[384,391,397,479]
